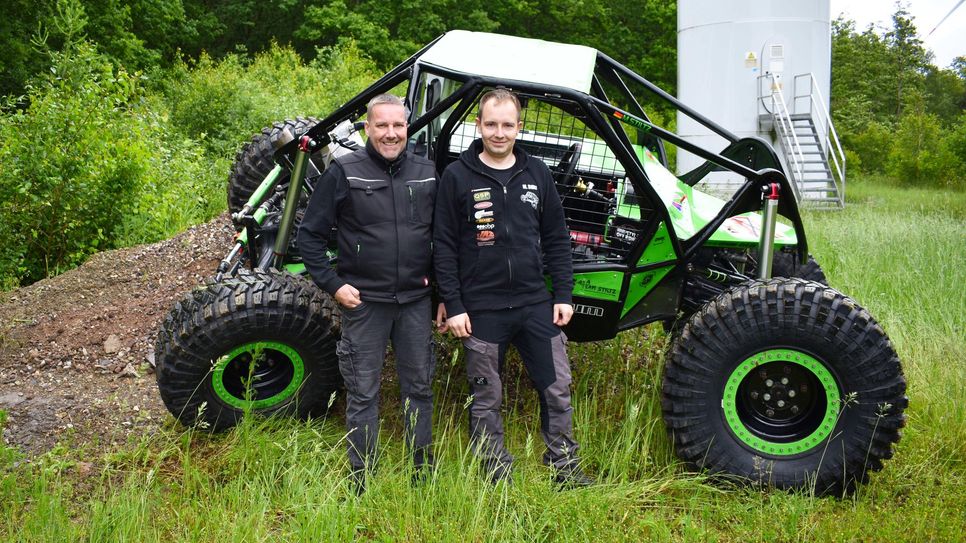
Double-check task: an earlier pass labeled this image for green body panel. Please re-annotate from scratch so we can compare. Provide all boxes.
[284,262,306,275]
[621,265,673,318]
[212,341,305,410]
[580,136,796,249]
[637,222,677,266]
[572,271,623,301]
[722,349,840,456]
[638,149,798,246]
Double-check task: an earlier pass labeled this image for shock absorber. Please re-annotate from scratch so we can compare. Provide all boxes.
[272,135,317,269]
[758,182,780,279]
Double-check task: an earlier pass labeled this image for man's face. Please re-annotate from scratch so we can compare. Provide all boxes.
[365,103,408,161]
[476,99,522,161]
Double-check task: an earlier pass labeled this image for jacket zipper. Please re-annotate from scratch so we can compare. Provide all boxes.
[391,168,399,301]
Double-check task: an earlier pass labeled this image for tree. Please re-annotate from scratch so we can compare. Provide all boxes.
[885,6,930,116]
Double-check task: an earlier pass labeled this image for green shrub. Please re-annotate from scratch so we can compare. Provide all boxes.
[160,41,378,158]
[845,121,893,173]
[886,106,964,189]
[0,43,150,285]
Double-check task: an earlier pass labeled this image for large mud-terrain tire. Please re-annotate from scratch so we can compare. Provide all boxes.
[155,269,341,431]
[773,253,826,284]
[664,253,827,338]
[662,278,907,495]
[228,117,320,214]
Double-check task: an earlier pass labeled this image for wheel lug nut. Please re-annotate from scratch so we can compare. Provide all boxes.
[750,391,759,400]
[791,406,799,414]
[765,379,774,387]
[766,409,775,417]
[788,390,796,398]
[777,400,786,407]
[763,393,771,401]
[781,377,789,385]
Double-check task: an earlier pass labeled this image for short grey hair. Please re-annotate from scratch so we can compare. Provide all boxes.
[366,93,406,117]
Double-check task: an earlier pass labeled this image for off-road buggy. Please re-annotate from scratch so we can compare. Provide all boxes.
[154,31,906,495]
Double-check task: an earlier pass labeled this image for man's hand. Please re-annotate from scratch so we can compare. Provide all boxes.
[334,284,362,309]
[553,303,574,327]
[435,303,449,333]
[446,313,472,338]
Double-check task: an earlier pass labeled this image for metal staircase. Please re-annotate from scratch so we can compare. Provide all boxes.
[758,73,846,209]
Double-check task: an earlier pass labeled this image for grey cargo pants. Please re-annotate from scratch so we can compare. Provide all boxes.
[462,301,580,471]
[337,296,434,470]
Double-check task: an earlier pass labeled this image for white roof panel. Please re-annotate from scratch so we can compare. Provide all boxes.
[417,30,598,93]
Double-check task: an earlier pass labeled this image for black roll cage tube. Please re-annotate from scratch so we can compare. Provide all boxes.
[271,34,808,266]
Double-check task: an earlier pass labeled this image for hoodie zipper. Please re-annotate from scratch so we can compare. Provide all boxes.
[477,167,524,303]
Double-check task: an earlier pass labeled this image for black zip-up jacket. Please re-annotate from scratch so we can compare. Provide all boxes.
[298,142,437,303]
[433,139,573,316]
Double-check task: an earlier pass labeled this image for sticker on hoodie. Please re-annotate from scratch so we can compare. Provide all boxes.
[521,191,539,210]
[472,189,491,202]
[476,230,495,245]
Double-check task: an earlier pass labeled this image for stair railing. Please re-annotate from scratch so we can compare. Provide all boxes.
[793,73,847,206]
[758,73,804,203]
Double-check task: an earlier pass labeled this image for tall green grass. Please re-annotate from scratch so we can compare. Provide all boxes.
[2,179,964,541]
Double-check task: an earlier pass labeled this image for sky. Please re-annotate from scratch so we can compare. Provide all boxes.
[830,0,965,69]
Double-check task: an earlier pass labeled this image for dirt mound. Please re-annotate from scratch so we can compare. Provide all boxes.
[0,215,233,455]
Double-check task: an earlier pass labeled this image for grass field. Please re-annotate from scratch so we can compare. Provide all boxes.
[2,179,964,542]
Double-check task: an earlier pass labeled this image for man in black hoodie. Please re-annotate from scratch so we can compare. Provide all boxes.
[298,94,437,492]
[434,89,592,487]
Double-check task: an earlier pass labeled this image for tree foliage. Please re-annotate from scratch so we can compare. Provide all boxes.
[831,9,965,186]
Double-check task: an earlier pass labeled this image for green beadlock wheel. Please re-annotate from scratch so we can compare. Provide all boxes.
[155,269,341,431]
[722,349,840,456]
[212,341,306,410]
[662,278,907,495]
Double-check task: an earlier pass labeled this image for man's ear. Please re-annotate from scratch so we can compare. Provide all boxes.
[475,117,482,134]
[363,120,370,138]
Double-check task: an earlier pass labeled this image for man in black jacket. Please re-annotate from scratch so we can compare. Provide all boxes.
[298,94,437,492]
[434,89,592,487]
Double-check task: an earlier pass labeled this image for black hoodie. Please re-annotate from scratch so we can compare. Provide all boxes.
[433,139,573,316]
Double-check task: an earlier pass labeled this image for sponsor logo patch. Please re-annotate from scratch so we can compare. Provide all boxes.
[476,231,495,243]
[476,217,495,224]
[474,201,493,210]
[472,377,488,385]
[476,223,495,231]
[473,190,491,202]
[474,209,494,220]
[522,184,538,190]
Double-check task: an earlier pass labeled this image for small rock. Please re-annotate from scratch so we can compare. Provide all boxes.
[119,364,140,379]
[76,462,93,476]
[27,349,41,360]
[145,351,155,368]
[103,335,122,354]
